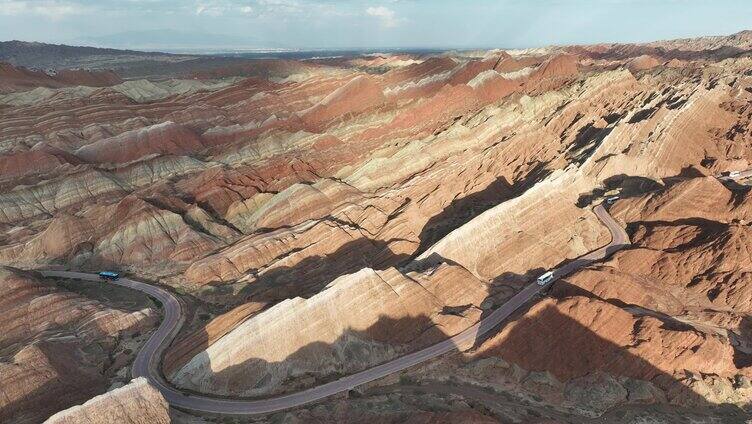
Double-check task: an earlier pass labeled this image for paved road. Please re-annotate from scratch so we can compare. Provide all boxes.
[717,169,752,181]
[39,203,629,415]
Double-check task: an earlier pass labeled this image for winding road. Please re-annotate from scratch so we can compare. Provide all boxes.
[40,203,630,415]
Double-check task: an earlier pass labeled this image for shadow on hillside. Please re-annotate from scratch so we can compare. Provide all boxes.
[171,310,458,399]
[410,161,552,260]
[169,279,749,421]
[474,302,749,422]
[567,122,614,165]
[229,237,413,304]
[0,340,108,424]
[577,174,663,207]
[411,176,515,259]
[624,217,727,253]
[735,315,752,369]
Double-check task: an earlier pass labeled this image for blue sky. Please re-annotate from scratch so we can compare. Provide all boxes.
[0,0,750,50]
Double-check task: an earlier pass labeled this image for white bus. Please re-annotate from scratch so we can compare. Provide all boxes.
[536,271,554,286]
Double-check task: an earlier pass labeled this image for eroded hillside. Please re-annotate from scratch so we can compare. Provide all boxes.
[2,31,752,421]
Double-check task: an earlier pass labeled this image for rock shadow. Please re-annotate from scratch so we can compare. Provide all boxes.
[0,340,108,423]
[410,176,516,259]
[410,161,552,261]
[735,315,752,370]
[231,237,412,304]
[577,174,663,207]
[476,302,750,421]
[173,311,463,399]
[626,217,728,253]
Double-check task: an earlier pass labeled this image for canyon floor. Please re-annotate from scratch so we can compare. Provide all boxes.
[2,32,752,422]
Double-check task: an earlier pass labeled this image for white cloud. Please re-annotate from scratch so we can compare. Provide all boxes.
[366,5,398,28]
[256,0,301,14]
[0,0,84,19]
[194,1,254,17]
[196,4,219,15]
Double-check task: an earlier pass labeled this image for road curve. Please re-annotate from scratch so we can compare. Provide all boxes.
[39,203,630,415]
[717,169,752,181]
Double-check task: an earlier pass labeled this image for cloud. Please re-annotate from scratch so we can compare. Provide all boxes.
[0,0,84,18]
[255,0,301,15]
[194,0,254,17]
[366,5,398,28]
[195,4,220,15]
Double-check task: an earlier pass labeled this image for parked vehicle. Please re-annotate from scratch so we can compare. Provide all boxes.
[98,271,120,281]
[606,196,620,205]
[730,171,742,178]
[536,271,554,286]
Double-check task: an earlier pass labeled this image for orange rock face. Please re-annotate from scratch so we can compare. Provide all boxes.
[469,175,752,409]
[75,121,205,164]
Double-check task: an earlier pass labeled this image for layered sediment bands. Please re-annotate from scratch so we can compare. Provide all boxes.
[92,196,222,266]
[44,377,170,424]
[0,194,225,271]
[173,263,489,396]
[490,176,752,409]
[0,268,156,423]
[75,121,205,164]
[163,301,267,377]
[0,62,122,93]
[475,296,742,383]
[4,34,752,416]
[299,75,388,132]
[0,169,125,224]
[419,172,610,282]
[0,267,154,352]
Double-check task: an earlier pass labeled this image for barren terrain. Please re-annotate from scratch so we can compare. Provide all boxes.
[1,31,752,422]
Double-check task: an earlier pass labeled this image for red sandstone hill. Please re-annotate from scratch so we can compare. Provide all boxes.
[74,121,205,164]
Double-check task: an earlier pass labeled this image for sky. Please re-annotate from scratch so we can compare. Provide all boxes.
[0,0,751,51]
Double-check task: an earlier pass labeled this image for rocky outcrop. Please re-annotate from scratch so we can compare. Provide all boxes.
[0,268,156,423]
[472,175,752,411]
[299,75,387,132]
[173,263,490,396]
[44,377,170,424]
[475,297,741,382]
[75,121,205,164]
[0,341,109,424]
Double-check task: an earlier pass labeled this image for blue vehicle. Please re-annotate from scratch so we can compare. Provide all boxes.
[98,271,120,281]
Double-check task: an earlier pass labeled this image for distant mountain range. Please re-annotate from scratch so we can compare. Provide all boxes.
[73,29,286,53]
[0,40,180,69]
